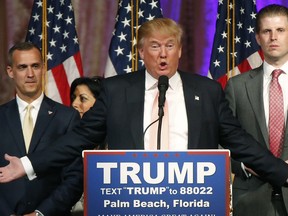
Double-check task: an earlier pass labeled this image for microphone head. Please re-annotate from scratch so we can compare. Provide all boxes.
[157,76,169,111]
[158,75,169,91]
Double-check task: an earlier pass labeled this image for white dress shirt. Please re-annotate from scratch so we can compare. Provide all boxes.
[17,93,44,128]
[18,93,44,180]
[144,71,188,150]
[263,61,288,128]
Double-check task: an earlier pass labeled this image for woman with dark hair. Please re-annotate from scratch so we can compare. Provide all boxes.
[70,76,103,117]
[70,76,104,215]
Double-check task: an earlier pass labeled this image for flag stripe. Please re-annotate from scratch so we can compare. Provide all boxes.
[51,64,70,105]
[237,59,252,74]
[105,57,117,78]
[247,50,264,68]
[73,51,84,77]
[46,70,62,103]
[63,54,82,84]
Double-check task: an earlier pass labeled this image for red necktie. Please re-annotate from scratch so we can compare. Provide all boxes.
[269,69,285,157]
[149,93,169,150]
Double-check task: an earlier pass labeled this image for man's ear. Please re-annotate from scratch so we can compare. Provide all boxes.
[7,66,14,79]
[255,34,261,46]
[178,46,182,58]
[138,48,144,60]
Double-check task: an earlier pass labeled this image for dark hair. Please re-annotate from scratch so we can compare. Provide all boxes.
[70,76,103,104]
[8,42,42,66]
[256,4,288,33]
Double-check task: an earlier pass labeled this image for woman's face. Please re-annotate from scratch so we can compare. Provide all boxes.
[71,84,96,117]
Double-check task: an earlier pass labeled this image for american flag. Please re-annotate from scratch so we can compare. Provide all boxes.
[208,0,264,88]
[26,0,83,105]
[105,0,163,77]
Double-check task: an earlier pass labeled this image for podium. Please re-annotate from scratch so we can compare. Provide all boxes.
[83,150,231,216]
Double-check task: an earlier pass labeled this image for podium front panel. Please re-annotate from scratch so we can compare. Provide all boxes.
[83,150,231,216]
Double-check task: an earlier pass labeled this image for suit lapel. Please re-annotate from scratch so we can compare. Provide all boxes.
[127,72,145,149]
[28,97,56,153]
[6,100,27,155]
[282,117,288,160]
[246,68,269,147]
[180,73,202,149]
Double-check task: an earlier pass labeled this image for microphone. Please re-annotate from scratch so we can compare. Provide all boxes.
[143,75,169,150]
[157,75,169,117]
[157,75,169,149]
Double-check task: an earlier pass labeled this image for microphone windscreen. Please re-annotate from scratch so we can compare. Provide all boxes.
[158,75,169,91]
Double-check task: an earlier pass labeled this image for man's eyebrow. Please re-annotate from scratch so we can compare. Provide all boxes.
[17,64,28,67]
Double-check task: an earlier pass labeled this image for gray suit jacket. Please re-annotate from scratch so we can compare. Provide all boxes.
[225,65,288,215]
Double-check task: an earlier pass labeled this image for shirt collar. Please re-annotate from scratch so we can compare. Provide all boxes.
[263,60,288,78]
[16,93,44,113]
[145,70,180,91]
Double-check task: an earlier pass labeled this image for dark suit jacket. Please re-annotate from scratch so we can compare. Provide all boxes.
[0,96,83,216]
[225,65,288,215]
[28,70,288,187]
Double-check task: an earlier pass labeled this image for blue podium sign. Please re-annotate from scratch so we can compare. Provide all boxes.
[83,150,231,216]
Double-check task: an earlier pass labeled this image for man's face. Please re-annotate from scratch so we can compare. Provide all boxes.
[7,48,43,102]
[256,15,288,66]
[138,33,182,79]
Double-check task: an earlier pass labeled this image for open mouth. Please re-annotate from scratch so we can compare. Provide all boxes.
[160,62,168,70]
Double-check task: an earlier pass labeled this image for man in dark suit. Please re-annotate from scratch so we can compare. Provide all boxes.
[225,4,288,216]
[0,42,83,215]
[1,18,288,193]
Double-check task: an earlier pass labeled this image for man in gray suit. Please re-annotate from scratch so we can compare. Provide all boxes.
[225,4,288,216]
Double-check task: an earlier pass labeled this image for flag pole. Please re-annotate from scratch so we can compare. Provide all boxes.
[42,0,48,92]
[131,0,140,72]
[130,0,135,71]
[231,0,236,78]
[226,0,230,80]
[135,0,139,71]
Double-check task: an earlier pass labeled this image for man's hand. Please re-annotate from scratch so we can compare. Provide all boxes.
[11,213,37,216]
[244,165,259,177]
[0,154,25,183]
[24,212,37,216]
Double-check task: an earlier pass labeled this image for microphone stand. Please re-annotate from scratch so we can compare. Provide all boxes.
[143,75,168,149]
[157,106,164,150]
